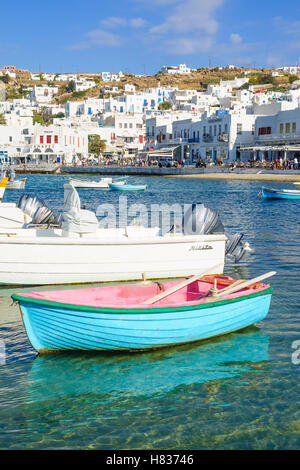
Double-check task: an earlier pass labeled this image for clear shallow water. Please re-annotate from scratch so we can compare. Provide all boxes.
[0,174,300,449]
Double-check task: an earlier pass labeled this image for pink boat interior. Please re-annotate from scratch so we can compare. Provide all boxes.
[18,275,269,309]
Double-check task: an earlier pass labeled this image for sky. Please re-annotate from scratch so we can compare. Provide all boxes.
[1,0,300,74]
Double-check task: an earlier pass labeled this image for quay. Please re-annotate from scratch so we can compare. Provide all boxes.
[1,164,300,181]
[59,166,300,182]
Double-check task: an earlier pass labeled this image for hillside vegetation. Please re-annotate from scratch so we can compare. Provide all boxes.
[0,67,298,103]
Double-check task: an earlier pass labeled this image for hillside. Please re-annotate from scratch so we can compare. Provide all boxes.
[0,67,298,103]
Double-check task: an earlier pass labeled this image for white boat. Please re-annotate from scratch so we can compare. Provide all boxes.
[0,184,249,286]
[69,177,126,189]
[6,177,27,190]
[0,175,8,200]
[0,176,32,228]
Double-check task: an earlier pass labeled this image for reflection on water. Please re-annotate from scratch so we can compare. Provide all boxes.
[26,328,269,400]
[0,175,300,449]
[0,328,270,449]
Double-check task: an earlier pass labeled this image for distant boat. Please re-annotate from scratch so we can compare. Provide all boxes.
[262,186,300,199]
[6,177,27,190]
[12,272,273,353]
[109,182,147,191]
[69,177,126,189]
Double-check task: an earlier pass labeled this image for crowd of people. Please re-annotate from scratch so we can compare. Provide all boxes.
[68,154,300,170]
[270,156,298,170]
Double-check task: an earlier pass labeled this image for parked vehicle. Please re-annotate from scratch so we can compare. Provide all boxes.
[158,158,177,168]
[195,159,207,168]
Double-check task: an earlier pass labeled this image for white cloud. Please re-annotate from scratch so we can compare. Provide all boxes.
[164,36,214,55]
[86,29,122,46]
[130,18,147,28]
[68,16,147,50]
[230,33,242,45]
[100,17,127,29]
[150,0,223,35]
[68,29,121,49]
[100,16,147,29]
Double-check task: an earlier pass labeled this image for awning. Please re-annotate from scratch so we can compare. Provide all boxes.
[103,144,122,154]
[241,144,300,152]
[141,145,180,158]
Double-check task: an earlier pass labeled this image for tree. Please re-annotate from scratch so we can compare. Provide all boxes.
[0,74,10,84]
[88,135,106,157]
[158,100,172,110]
[289,74,299,83]
[65,80,76,93]
[0,113,7,125]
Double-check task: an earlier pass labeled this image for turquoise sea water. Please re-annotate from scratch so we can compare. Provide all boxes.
[0,174,300,449]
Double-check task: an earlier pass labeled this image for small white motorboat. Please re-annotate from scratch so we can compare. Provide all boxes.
[6,177,27,190]
[69,176,126,189]
[0,184,250,285]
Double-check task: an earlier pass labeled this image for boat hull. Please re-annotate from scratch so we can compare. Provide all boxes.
[16,289,272,352]
[0,230,226,285]
[109,184,147,191]
[262,187,300,199]
[69,178,109,189]
[0,204,29,228]
[70,178,125,189]
[6,178,26,190]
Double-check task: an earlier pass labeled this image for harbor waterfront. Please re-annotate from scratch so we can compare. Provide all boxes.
[0,174,299,449]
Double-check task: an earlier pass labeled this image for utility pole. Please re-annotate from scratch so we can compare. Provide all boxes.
[209,56,212,68]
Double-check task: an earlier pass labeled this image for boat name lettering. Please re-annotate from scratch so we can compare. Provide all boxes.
[189,244,213,251]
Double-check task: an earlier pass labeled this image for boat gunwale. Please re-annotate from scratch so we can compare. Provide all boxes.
[262,187,300,195]
[0,232,227,245]
[12,286,273,314]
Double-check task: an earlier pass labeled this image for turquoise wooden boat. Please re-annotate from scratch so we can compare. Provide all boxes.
[262,186,300,199]
[109,183,147,191]
[12,274,273,353]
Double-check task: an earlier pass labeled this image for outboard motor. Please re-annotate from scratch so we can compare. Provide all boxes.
[182,203,224,235]
[17,194,59,225]
[225,232,252,263]
[182,203,251,263]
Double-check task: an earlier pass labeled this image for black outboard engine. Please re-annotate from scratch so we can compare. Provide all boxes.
[182,203,251,263]
[17,194,59,225]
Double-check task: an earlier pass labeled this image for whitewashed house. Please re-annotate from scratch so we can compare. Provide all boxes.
[160,64,191,75]
[29,85,59,104]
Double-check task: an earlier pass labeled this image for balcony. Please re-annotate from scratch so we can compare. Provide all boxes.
[188,137,200,143]
[217,133,229,142]
[257,132,300,144]
[202,134,213,143]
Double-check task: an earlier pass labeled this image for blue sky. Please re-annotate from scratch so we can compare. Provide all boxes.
[1,0,300,74]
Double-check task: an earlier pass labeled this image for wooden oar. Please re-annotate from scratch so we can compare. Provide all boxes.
[142,263,221,305]
[205,271,276,302]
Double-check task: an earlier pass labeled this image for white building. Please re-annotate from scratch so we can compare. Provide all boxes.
[160,64,191,75]
[277,66,300,74]
[101,72,122,82]
[74,78,96,92]
[240,106,300,163]
[29,85,59,104]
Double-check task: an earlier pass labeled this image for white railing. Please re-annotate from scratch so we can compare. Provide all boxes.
[257,133,300,142]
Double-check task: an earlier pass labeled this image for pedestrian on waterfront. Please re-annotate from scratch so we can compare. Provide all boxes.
[293,157,298,170]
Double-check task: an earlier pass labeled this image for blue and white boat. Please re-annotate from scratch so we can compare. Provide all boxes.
[109,183,147,191]
[262,186,300,199]
[12,273,273,353]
